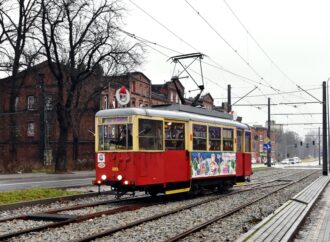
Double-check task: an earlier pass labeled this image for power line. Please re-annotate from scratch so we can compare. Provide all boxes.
[221,0,315,120]
[276,123,322,126]
[272,113,322,116]
[127,1,268,91]
[213,87,321,99]
[126,2,316,124]
[222,0,298,88]
[185,0,281,93]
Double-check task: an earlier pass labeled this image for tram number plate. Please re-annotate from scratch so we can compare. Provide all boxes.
[112,167,119,171]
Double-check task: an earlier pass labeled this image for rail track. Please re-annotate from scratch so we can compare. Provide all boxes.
[71,171,317,242]
[0,169,318,241]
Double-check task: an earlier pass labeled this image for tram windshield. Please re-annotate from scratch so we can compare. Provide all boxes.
[139,119,163,150]
[98,123,133,150]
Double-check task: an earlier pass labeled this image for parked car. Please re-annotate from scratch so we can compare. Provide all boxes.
[264,159,276,165]
[288,158,296,164]
[293,157,301,163]
[280,158,290,164]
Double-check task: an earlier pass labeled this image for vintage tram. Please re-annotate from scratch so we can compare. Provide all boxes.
[94,104,252,196]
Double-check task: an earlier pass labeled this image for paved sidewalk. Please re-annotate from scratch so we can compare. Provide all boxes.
[294,182,330,241]
[0,170,94,180]
[0,171,95,191]
[237,175,330,242]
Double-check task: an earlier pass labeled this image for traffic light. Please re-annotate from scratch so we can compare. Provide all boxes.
[313,141,315,145]
[300,141,303,146]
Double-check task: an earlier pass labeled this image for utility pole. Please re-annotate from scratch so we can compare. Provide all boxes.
[322,81,328,175]
[267,97,271,167]
[319,127,321,166]
[227,84,231,113]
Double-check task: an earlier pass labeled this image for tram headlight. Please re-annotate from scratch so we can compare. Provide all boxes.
[123,180,129,185]
[117,174,123,181]
[101,174,107,181]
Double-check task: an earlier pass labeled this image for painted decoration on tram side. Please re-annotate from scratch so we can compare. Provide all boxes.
[191,152,236,177]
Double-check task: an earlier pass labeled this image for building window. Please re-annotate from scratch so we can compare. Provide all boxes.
[112,98,116,108]
[103,95,108,109]
[45,96,53,111]
[27,122,35,137]
[193,124,207,150]
[15,97,19,111]
[27,96,35,110]
[132,81,136,92]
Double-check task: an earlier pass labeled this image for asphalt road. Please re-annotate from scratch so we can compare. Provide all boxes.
[0,171,95,192]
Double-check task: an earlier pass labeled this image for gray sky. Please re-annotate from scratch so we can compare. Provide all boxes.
[123,0,330,137]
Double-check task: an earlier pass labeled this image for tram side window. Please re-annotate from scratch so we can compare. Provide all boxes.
[208,126,221,151]
[193,124,207,150]
[237,130,243,152]
[223,128,234,151]
[98,124,133,150]
[165,122,185,150]
[244,131,252,152]
[139,119,163,150]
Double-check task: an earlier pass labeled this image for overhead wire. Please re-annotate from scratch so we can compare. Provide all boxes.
[127,1,315,120]
[128,0,269,91]
[221,0,317,124]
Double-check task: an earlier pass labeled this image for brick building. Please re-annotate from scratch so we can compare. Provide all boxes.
[0,64,215,171]
[0,62,100,171]
[251,125,276,163]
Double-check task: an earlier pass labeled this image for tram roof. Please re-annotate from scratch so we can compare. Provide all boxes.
[96,105,250,130]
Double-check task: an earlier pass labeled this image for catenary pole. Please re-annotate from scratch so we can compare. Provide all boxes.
[322,81,328,175]
[327,78,330,172]
[227,84,231,113]
[267,97,271,167]
[319,127,321,166]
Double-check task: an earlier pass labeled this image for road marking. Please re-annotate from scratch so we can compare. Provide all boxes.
[0,178,92,187]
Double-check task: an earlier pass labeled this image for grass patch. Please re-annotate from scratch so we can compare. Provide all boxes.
[31,166,55,173]
[252,166,269,172]
[0,188,80,205]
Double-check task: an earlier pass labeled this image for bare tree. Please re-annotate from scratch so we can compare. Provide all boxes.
[39,0,142,172]
[0,0,40,165]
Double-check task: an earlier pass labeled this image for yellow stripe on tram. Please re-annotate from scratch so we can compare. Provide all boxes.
[234,182,247,187]
[165,187,191,195]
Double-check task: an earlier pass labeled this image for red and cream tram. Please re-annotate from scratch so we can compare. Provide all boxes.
[94,104,252,196]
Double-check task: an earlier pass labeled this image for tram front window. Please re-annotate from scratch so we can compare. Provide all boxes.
[139,119,163,150]
[98,124,132,150]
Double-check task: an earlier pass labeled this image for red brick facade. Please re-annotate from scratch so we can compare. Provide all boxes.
[0,64,215,171]
[251,126,276,163]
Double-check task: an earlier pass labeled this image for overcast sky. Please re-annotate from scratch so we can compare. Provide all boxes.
[122,0,330,137]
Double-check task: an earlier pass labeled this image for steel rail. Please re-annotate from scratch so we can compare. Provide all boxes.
[165,171,318,242]
[0,194,151,223]
[73,171,317,242]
